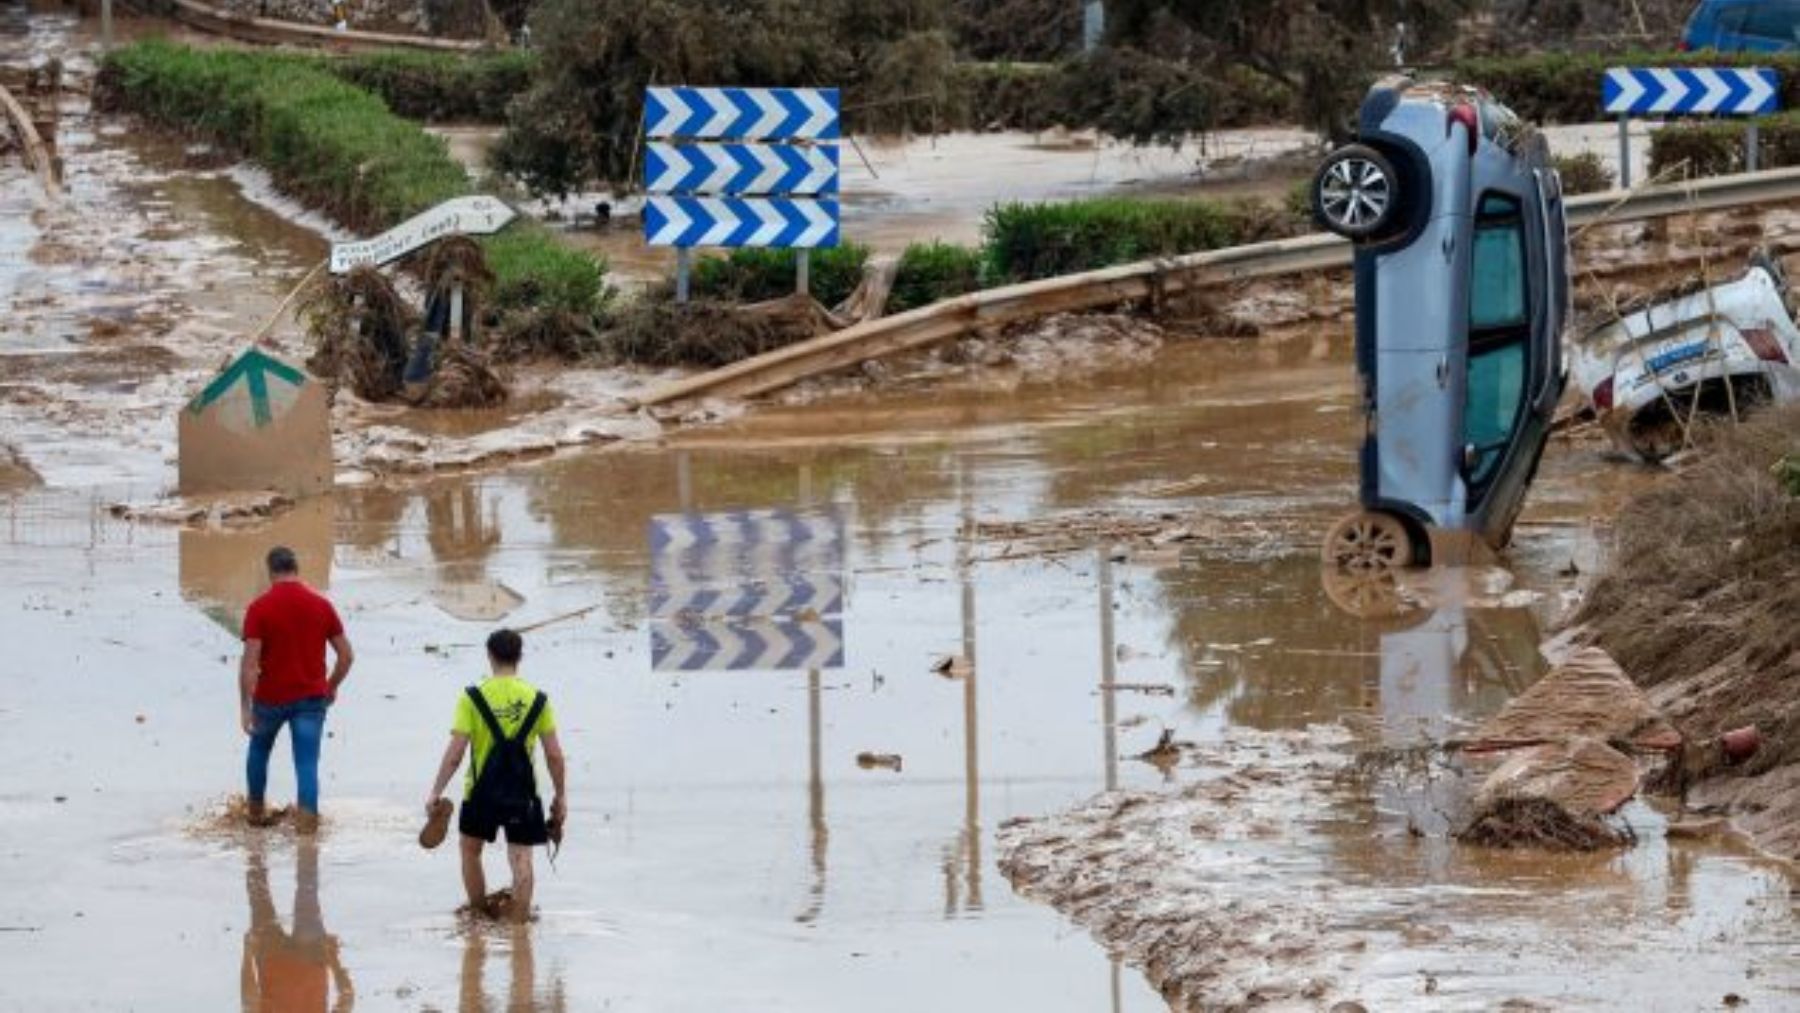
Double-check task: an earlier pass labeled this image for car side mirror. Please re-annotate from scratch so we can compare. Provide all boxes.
[1463,443,1479,472]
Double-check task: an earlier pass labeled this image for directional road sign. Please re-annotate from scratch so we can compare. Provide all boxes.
[646,141,839,196]
[329,195,517,274]
[645,196,839,249]
[644,86,840,141]
[188,347,308,433]
[1603,67,1778,116]
[652,616,845,672]
[649,573,846,621]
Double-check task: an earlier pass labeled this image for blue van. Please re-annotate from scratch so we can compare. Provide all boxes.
[1682,0,1800,51]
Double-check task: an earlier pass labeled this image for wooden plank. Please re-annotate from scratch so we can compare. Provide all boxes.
[0,83,57,198]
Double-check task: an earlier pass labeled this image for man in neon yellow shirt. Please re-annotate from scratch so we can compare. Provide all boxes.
[424,629,567,922]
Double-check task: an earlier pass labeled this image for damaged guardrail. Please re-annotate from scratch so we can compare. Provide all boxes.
[640,167,1800,407]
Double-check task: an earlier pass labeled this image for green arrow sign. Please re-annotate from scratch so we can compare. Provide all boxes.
[189,348,307,428]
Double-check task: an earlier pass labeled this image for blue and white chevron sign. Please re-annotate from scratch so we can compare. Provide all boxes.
[1603,67,1778,116]
[649,574,846,621]
[652,616,845,672]
[646,142,839,196]
[644,196,839,249]
[645,87,840,141]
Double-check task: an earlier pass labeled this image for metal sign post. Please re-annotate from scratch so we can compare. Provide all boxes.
[1603,67,1779,185]
[642,86,842,306]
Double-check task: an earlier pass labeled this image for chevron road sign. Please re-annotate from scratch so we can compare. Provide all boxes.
[646,142,839,196]
[1603,67,1778,116]
[649,508,846,672]
[652,616,845,672]
[644,87,840,141]
[645,196,840,249]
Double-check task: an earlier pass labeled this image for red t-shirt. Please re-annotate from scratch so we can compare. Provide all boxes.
[243,581,344,705]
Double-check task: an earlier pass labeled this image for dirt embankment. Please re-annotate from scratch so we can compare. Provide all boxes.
[1574,405,1800,859]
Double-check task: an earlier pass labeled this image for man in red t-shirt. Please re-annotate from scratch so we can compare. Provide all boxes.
[240,546,354,832]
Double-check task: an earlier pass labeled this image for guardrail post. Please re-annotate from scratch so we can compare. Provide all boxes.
[796,250,810,299]
[1747,122,1761,173]
[1618,116,1632,189]
[675,247,691,305]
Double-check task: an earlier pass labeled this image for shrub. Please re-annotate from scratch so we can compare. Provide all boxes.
[889,242,986,312]
[325,50,536,123]
[1455,50,1800,126]
[1648,112,1800,178]
[690,245,870,308]
[982,196,1299,283]
[1552,152,1614,195]
[96,41,606,318]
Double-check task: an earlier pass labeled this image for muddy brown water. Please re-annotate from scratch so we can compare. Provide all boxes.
[3,14,1796,1011]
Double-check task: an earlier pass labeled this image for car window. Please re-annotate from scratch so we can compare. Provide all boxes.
[1470,194,1527,330]
[1464,339,1527,486]
[1741,0,1800,40]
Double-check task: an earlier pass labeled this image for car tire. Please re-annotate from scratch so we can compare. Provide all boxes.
[1312,145,1401,241]
[1321,509,1416,572]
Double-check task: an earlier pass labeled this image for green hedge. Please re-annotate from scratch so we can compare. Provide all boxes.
[97,41,603,315]
[325,50,537,124]
[982,196,1302,283]
[889,242,986,312]
[1650,111,1800,177]
[1456,50,1800,126]
[690,245,871,308]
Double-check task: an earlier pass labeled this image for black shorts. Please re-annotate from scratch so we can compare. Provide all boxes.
[458,797,548,846]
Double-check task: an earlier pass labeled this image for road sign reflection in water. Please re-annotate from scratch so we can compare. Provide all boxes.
[649,509,847,672]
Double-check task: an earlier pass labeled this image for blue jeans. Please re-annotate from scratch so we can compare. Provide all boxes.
[246,697,329,813]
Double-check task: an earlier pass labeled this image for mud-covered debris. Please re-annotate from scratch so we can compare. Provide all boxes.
[1462,647,1682,755]
[930,654,973,679]
[1107,682,1174,697]
[300,267,414,403]
[1457,738,1638,851]
[0,443,41,492]
[414,341,507,410]
[109,491,294,526]
[855,752,903,772]
[1133,728,1188,772]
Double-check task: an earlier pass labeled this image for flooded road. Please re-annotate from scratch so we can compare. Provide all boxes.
[4,330,1794,1009]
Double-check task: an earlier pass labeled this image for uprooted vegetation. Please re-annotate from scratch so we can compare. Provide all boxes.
[94,41,607,319]
[1574,405,1800,858]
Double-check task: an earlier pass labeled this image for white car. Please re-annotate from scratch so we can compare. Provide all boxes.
[1572,256,1800,461]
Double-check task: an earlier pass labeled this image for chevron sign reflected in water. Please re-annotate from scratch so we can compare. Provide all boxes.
[648,508,847,672]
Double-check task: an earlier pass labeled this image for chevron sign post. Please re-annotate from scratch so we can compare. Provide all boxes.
[643,85,842,302]
[1602,66,1779,186]
[648,509,848,673]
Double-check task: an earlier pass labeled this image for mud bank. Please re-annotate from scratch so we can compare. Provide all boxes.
[998,725,1799,1011]
[1574,406,1800,860]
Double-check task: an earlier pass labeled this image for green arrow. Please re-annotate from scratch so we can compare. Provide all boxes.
[189,349,306,428]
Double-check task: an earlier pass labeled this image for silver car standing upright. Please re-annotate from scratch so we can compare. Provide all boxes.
[1313,77,1571,570]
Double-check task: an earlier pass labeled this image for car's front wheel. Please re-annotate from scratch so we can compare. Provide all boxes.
[1312,145,1400,241]
[1321,509,1415,571]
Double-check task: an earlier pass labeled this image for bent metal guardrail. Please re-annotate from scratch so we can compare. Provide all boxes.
[170,0,490,53]
[638,166,1800,407]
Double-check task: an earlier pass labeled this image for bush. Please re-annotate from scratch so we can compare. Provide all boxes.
[982,196,1299,283]
[1455,50,1800,126]
[96,41,606,318]
[1552,152,1613,195]
[889,242,986,312]
[690,245,871,308]
[325,50,536,123]
[1648,112,1800,178]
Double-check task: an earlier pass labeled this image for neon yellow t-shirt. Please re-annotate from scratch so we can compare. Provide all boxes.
[451,676,557,798]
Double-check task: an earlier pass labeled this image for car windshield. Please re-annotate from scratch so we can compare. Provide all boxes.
[1465,193,1531,489]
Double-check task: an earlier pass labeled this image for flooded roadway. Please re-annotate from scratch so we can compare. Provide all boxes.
[2,14,1796,1011]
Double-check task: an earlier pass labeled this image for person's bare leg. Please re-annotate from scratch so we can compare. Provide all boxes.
[506,844,534,923]
[459,835,487,912]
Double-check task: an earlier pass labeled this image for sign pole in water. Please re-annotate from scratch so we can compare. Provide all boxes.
[643,86,842,304]
[1602,66,1780,188]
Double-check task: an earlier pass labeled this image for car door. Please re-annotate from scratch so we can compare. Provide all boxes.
[1732,0,1800,50]
[1462,192,1533,506]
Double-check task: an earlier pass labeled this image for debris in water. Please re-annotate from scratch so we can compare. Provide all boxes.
[1462,647,1682,755]
[1133,728,1186,772]
[855,752,903,772]
[1457,738,1638,851]
[929,655,972,679]
[1106,682,1175,697]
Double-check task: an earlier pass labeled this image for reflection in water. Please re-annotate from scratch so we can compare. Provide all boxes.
[181,496,334,636]
[942,474,981,917]
[242,839,353,1012]
[456,926,567,1013]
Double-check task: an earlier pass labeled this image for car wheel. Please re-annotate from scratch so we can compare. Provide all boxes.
[1321,509,1415,571]
[1312,145,1400,240]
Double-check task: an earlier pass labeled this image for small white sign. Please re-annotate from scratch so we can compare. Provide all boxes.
[328,196,518,274]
